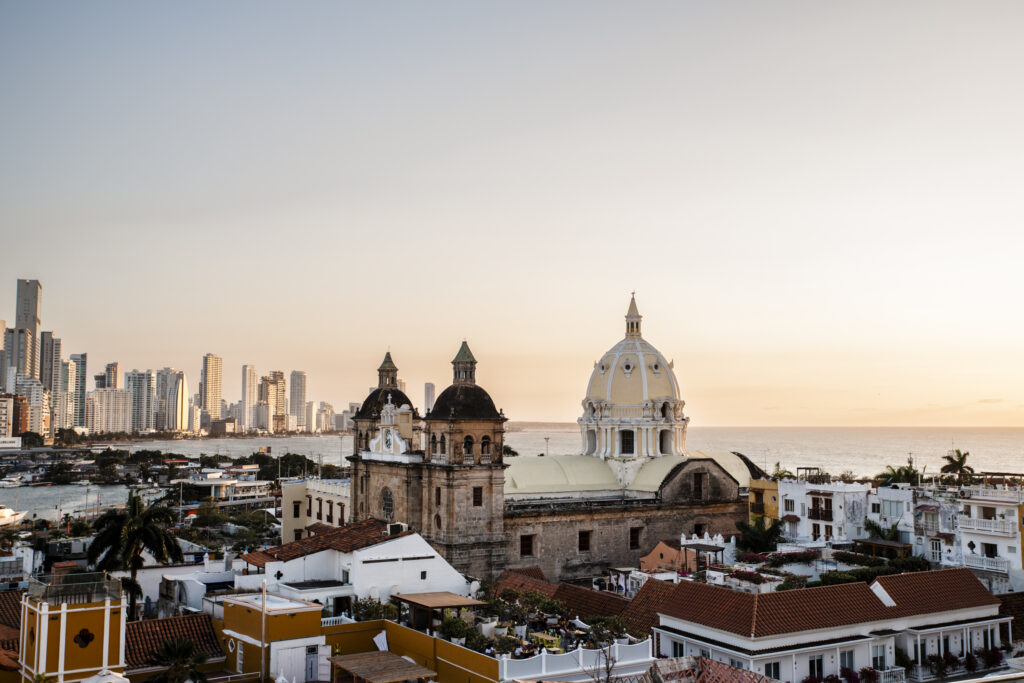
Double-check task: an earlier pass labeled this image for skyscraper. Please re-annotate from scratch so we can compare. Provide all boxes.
[259,372,287,433]
[104,362,121,390]
[155,367,178,431]
[289,370,307,430]
[241,364,257,431]
[124,369,156,433]
[167,371,188,432]
[424,383,436,413]
[70,353,87,426]
[39,332,62,393]
[3,328,36,380]
[201,354,223,419]
[15,280,41,379]
[52,359,77,432]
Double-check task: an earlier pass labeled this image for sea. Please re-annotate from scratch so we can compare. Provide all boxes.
[2,425,1021,521]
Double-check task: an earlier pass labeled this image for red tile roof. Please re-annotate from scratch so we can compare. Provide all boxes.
[242,518,402,567]
[494,570,558,598]
[512,566,547,582]
[0,591,21,632]
[659,569,1000,638]
[125,613,224,669]
[552,583,629,621]
[620,579,676,637]
[874,567,1001,616]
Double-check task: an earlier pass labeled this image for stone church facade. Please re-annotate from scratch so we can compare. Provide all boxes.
[348,298,754,580]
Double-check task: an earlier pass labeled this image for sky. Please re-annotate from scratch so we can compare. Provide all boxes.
[2,2,1024,426]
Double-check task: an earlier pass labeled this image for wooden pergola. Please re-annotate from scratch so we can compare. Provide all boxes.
[391,592,485,634]
[853,538,912,559]
[330,651,436,683]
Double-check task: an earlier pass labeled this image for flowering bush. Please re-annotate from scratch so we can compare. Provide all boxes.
[767,550,820,567]
[832,550,886,567]
[729,570,765,584]
[858,667,878,683]
[739,552,767,564]
[800,677,822,683]
[964,652,978,672]
[979,647,1003,669]
[840,666,859,683]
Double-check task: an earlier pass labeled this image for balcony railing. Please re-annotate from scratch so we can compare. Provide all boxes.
[964,555,1010,573]
[915,522,940,536]
[809,508,833,521]
[28,573,121,604]
[960,487,1024,503]
[958,515,1017,535]
[750,502,765,514]
[879,666,906,683]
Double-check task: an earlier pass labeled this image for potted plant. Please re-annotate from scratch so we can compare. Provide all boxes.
[441,615,471,645]
[494,621,509,637]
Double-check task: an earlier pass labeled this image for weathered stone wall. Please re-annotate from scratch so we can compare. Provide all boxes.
[504,500,747,581]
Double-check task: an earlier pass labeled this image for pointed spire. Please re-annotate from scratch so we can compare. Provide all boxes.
[625,293,642,337]
[452,341,477,385]
[377,351,398,389]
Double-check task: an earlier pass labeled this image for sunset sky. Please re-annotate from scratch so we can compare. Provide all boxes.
[2,2,1023,426]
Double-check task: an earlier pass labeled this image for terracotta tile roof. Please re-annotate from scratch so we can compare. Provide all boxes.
[0,648,16,672]
[0,591,21,631]
[651,656,781,683]
[660,569,1000,638]
[874,567,1000,616]
[305,522,336,535]
[659,539,682,551]
[125,613,224,669]
[242,518,399,567]
[512,567,547,582]
[553,582,629,621]
[621,579,676,638]
[494,570,557,598]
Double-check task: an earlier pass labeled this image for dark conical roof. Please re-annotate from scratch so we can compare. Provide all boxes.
[378,351,398,372]
[452,341,476,364]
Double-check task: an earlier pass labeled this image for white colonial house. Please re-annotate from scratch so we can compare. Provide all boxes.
[652,568,1010,683]
[777,480,871,543]
[236,517,471,617]
[949,485,1024,594]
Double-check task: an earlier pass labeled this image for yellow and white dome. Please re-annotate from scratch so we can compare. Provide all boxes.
[578,296,689,458]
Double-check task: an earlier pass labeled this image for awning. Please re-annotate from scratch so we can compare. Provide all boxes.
[782,514,800,522]
[915,504,939,512]
[329,652,436,683]
[391,592,484,610]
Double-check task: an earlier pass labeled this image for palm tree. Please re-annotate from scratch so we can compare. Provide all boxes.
[143,638,208,683]
[735,515,785,553]
[87,491,183,620]
[863,518,902,541]
[874,464,919,486]
[941,449,974,486]
[771,462,794,480]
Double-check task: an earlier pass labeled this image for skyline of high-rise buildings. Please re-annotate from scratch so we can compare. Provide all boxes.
[0,279,347,439]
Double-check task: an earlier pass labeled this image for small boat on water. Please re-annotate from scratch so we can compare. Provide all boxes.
[0,475,23,488]
[0,505,27,526]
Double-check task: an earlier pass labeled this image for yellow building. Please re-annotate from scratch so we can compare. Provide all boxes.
[748,479,779,523]
[220,593,328,682]
[18,573,125,683]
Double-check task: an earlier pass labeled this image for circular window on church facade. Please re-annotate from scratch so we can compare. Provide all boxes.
[381,488,394,520]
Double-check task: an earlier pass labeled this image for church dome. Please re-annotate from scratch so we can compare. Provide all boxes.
[425,341,503,421]
[578,296,689,458]
[426,384,500,420]
[356,387,418,420]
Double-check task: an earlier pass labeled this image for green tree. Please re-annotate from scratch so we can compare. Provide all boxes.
[503,445,519,458]
[940,449,974,486]
[45,462,74,485]
[863,518,902,541]
[735,516,785,553]
[20,432,44,448]
[87,491,183,620]
[143,637,208,683]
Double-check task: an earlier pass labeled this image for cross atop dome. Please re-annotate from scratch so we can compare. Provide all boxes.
[625,293,642,337]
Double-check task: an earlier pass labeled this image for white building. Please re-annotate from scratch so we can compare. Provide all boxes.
[85,388,132,434]
[0,395,12,438]
[15,374,49,436]
[241,364,257,431]
[950,485,1024,594]
[653,568,1009,683]
[776,479,872,543]
[177,467,273,502]
[237,518,471,617]
[125,369,156,432]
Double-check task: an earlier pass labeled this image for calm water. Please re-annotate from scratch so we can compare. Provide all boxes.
[3,427,1021,520]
